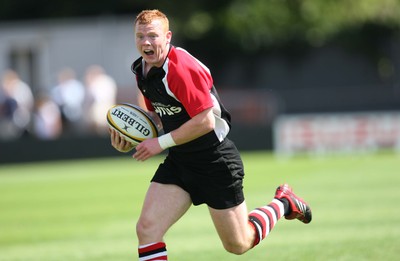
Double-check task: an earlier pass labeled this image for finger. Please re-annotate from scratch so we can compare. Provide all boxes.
[110,130,117,146]
[118,136,126,146]
[138,148,152,161]
[133,147,145,161]
[135,152,147,161]
[123,140,134,151]
[112,132,123,148]
[111,130,129,152]
[111,129,118,142]
[133,148,141,160]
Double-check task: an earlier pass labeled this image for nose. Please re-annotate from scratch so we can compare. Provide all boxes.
[139,36,151,45]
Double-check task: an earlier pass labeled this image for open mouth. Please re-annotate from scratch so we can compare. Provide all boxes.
[144,50,154,56]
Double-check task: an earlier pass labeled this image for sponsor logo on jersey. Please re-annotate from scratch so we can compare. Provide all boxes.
[152,102,182,117]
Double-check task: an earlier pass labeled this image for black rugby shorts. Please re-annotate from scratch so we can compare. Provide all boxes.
[151,138,245,209]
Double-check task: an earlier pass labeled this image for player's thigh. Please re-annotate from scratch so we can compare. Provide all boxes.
[208,201,254,249]
[137,182,192,237]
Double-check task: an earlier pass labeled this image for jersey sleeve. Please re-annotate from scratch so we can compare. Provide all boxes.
[167,48,214,118]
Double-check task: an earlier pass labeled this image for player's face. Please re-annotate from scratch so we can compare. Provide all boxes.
[135,19,172,68]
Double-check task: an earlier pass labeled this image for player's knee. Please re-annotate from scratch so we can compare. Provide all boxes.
[136,217,157,240]
[222,241,249,255]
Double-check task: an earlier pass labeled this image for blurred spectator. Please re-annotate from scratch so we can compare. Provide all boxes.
[33,94,62,140]
[84,65,117,135]
[0,84,18,140]
[51,67,85,135]
[0,69,34,140]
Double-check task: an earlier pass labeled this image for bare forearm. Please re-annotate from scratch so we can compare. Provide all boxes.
[169,107,215,146]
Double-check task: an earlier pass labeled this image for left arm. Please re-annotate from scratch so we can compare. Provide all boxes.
[133,107,214,161]
[169,107,214,145]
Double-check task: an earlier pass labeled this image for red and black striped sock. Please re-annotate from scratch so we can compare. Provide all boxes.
[248,199,285,247]
[138,242,167,261]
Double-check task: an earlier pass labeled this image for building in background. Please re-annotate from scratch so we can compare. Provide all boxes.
[0,16,139,95]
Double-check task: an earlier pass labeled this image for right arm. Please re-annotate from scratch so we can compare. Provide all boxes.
[110,94,162,153]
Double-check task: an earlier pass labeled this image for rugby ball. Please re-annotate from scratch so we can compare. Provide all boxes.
[107,103,158,146]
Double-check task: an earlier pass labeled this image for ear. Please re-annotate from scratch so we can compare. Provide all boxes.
[166,31,172,44]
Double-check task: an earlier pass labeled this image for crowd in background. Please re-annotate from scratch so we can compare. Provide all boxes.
[0,65,117,141]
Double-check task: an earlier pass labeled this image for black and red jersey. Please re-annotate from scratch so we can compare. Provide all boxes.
[131,45,231,152]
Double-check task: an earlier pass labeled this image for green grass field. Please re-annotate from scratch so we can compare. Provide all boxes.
[1,151,399,261]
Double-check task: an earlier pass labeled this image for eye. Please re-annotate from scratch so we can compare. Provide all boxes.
[148,34,157,40]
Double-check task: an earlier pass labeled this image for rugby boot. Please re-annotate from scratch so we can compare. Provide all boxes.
[274,184,312,224]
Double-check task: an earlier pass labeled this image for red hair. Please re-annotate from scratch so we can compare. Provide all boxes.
[135,9,169,31]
